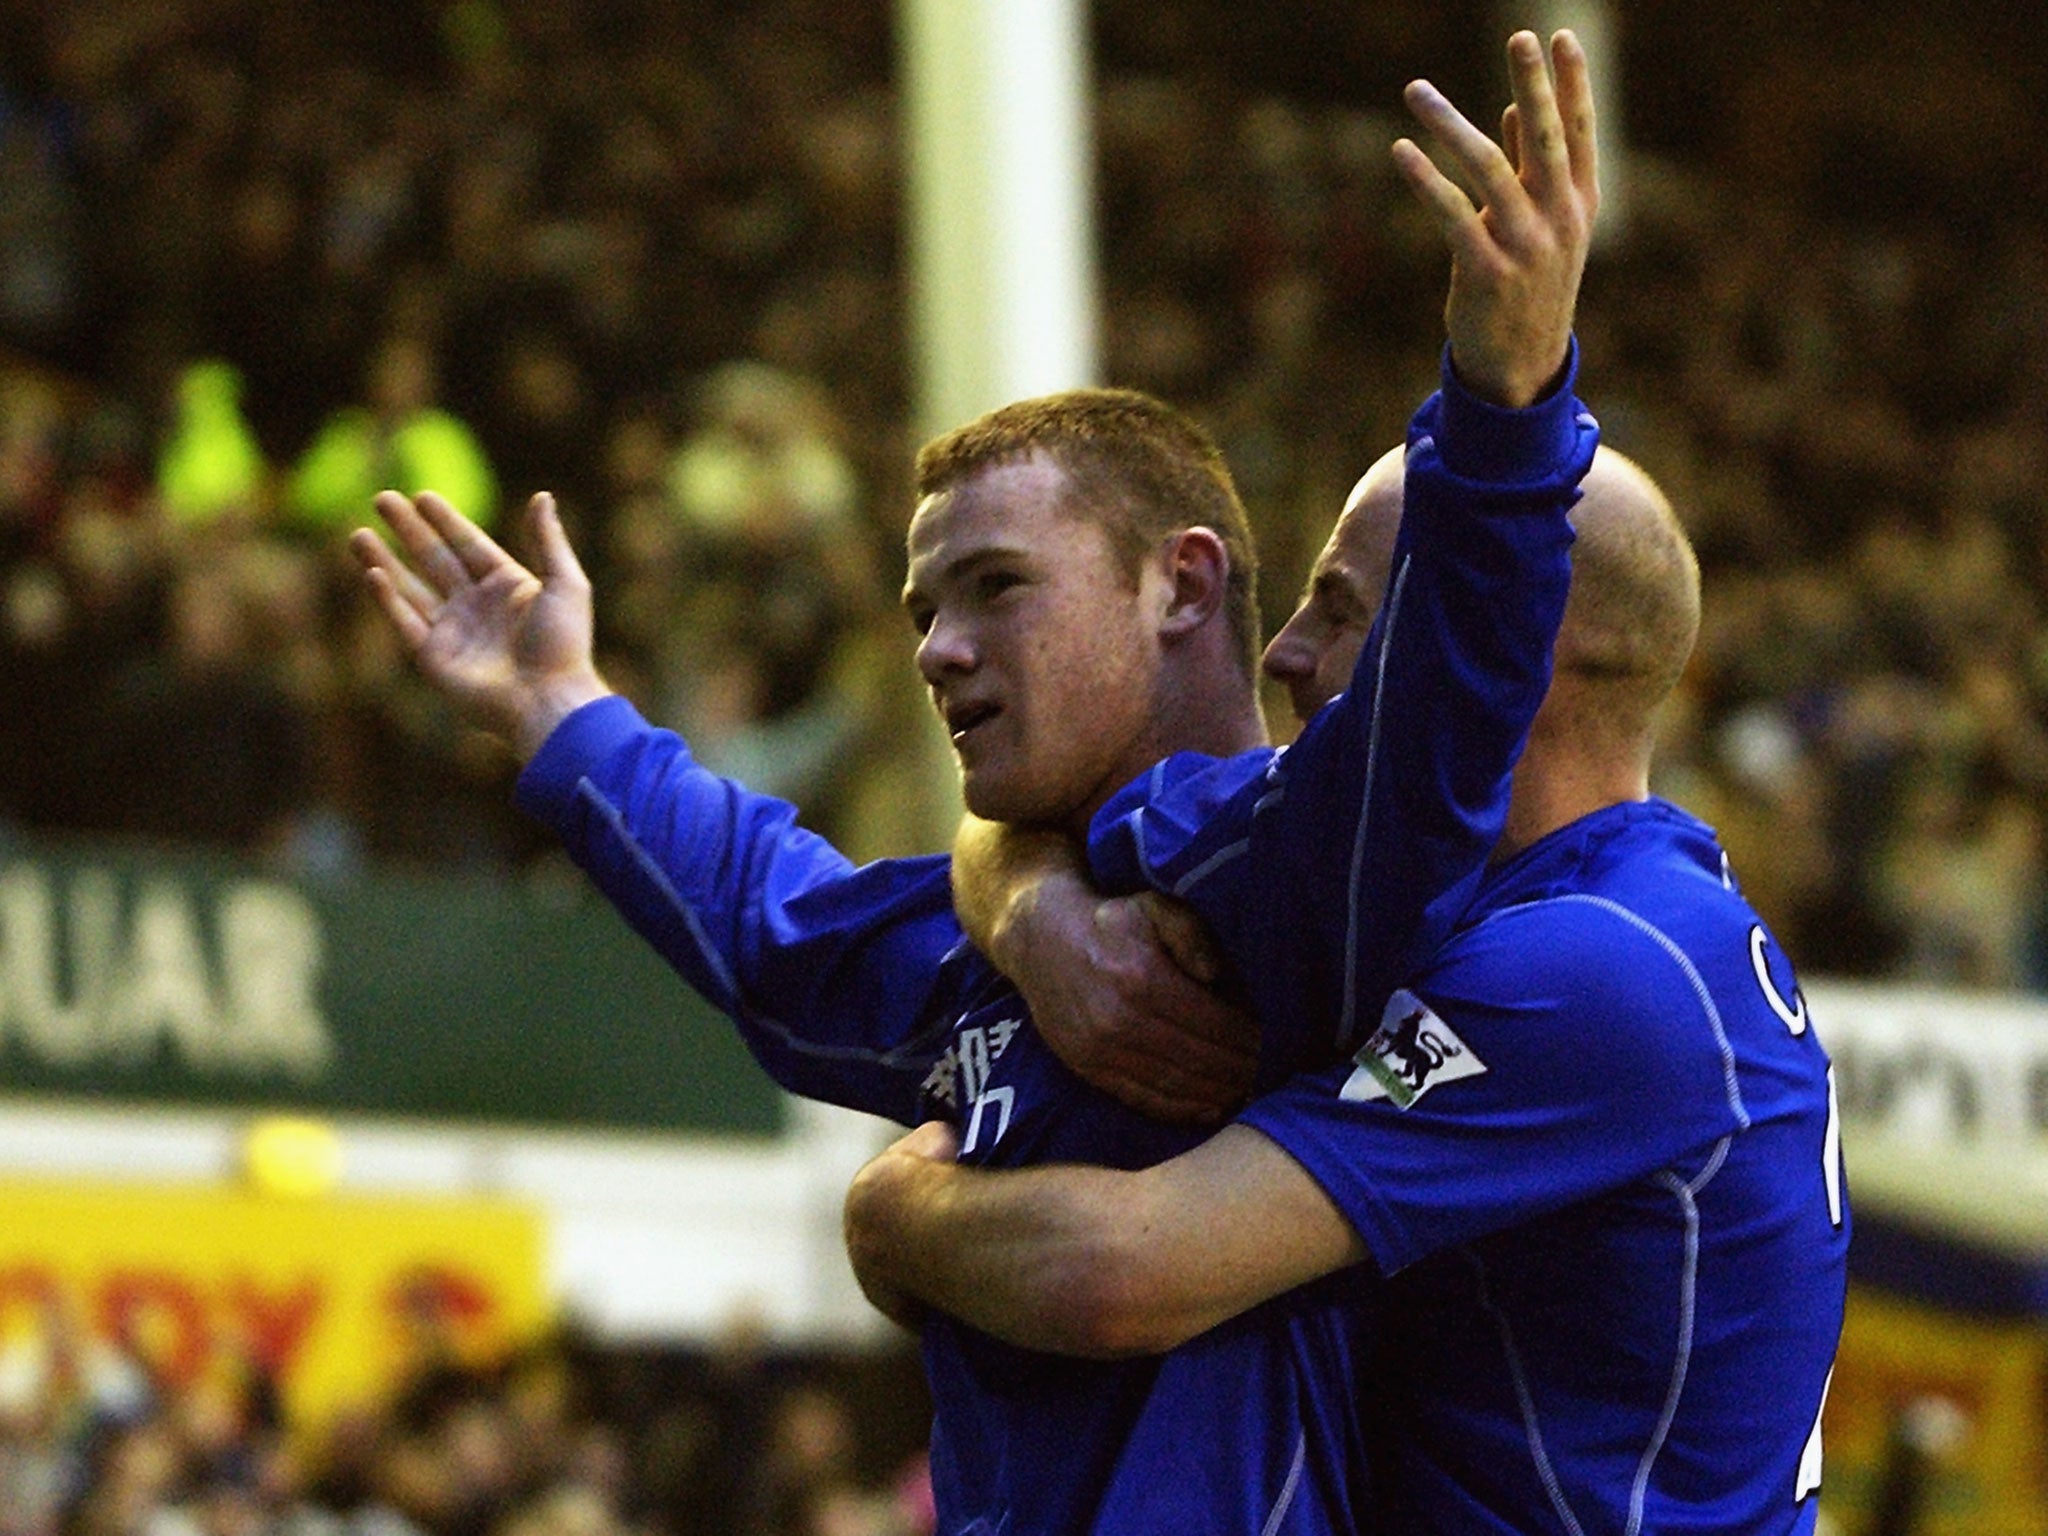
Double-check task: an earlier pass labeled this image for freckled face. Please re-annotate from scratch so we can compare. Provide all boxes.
[904,455,1166,831]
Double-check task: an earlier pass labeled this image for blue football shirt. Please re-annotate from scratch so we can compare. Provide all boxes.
[516,356,1593,1533]
[1243,800,1847,1534]
[1096,774,1847,1531]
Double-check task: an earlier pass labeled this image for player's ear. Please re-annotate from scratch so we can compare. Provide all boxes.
[1156,527,1229,641]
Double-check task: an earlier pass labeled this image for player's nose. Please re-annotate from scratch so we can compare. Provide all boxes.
[1261,614,1314,688]
[916,611,975,684]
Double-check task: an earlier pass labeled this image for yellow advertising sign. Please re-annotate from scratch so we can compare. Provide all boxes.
[0,1177,548,1427]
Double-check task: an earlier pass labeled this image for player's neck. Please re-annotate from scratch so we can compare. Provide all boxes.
[1158,632,1270,758]
[1497,746,1652,862]
[1156,661,1269,764]
[1057,669,1266,842]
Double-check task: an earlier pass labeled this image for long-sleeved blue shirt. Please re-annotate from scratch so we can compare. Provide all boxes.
[516,354,1593,1534]
[1084,442,1845,1528]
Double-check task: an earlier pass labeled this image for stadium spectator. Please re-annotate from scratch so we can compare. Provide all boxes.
[287,336,499,540]
[156,361,266,529]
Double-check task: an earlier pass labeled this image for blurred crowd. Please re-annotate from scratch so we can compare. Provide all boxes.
[0,1307,933,1536]
[0,0,2043,1000]
[0,0,933,875]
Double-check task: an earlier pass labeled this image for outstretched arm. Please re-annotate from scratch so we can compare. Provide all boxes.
[355,490,961,1120]
[845,1118,1363,1356]
[351,490,611,761]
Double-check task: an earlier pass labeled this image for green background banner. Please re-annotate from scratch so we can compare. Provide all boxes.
[0,833,784,1135]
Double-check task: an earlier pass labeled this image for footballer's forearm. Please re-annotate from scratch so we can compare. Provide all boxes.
[846,1150,1154,1357]
[949,816,1089,966]
[844,1123,1368,1358]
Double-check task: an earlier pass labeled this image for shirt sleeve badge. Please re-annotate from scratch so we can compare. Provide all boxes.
[1340,988,1487,1108]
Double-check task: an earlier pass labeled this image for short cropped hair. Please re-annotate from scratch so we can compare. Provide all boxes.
[1559,449,1701,711]
[916,388,1262,679]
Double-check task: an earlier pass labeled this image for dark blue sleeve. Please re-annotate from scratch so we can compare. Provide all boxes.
[1090,346,1596,1085]
[515,695,962,1122]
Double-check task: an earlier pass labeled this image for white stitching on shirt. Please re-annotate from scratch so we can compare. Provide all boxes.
[1626,1138,1729,1536]
[1467,1248,1588,1536]
[577,780,943,1071]
[580,778,743,1003]
[1256,1430,1308,1536]
[1340,553,1412,1053]
[1544,893,1750,1130]
[1169,836,1252,897]
[1164,785,1288,898]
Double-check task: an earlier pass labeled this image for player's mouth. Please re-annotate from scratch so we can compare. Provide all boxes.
[945,700,1001,746]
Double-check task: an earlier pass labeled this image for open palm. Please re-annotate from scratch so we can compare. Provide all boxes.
[351,490,609,757]
[1392,30,1599,408]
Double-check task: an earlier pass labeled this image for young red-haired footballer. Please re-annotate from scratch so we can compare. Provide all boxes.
[845,54,1846,1536]
[353,32,1606,1534]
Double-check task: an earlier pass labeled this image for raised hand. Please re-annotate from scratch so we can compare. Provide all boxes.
[1394,29,1599,408]
[350,490,610,759]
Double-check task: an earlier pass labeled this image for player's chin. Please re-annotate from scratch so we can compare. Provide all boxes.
[1285,674,1346,726]
[960,774,1016,823]
[961,768,1050,827]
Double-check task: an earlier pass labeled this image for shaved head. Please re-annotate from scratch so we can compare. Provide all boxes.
[1543,448,1700,738]
[1260,442,1697,849]
[1265,444,1699,746]
[1338,447,1406,599]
